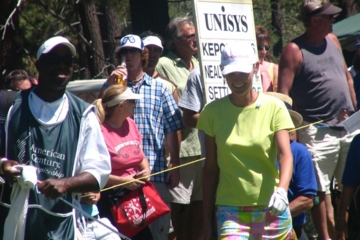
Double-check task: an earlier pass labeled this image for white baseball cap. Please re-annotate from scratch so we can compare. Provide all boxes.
[37,36,76,60]
[142,36,163,50]
[115,34,144,53]
[221,41,257,75]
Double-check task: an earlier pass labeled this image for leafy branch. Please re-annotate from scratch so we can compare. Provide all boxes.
[1,0,23,40]
[34,0,110,65]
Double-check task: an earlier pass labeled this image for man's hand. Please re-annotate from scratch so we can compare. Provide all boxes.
[337,109,353,122]
[37,178,69,199]
[166,165,180,189]
[106,66,127,86]
[1,160,21,182]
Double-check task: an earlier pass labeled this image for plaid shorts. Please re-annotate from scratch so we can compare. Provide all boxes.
[216,205,294,240]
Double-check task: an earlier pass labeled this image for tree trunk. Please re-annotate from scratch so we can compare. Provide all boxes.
[337,0,357,21]
[0,0,22,85]
[270,0,282,58]
[77,0,107,79]
[129,0,170,39]
[98,0,122,71]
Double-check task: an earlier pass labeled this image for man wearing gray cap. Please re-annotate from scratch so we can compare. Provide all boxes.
[278,1,358,239]
[0,36,111,239]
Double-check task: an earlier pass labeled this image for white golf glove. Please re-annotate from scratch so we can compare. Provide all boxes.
[268,187,289,216]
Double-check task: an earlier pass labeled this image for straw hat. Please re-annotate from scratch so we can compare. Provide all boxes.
[264,92,303,127]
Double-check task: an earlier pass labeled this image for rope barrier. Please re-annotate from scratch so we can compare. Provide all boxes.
[84,116,337,196]
[86,157,205,196]
[1,115,342,239]
[288,117,334,132]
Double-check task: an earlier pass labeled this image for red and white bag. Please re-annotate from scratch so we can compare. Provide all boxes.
[110,181,170,238]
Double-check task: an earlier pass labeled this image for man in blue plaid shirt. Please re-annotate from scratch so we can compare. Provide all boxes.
[99,34,183,240]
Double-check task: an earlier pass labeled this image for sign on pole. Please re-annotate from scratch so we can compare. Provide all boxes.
[192,0,262,104]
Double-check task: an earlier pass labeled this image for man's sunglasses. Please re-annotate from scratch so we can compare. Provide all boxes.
[41,54,74,66]
[258,45,270,51]
[178,33,196,40]
[119,48,141,55]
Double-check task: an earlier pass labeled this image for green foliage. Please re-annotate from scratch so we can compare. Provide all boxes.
[3,0,358,78]
[168,0,193,20]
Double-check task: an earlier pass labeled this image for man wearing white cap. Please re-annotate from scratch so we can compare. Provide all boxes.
[278,0,358,238]
[100,34,183,240]
[0,36,111,239]
[140,31,179,103]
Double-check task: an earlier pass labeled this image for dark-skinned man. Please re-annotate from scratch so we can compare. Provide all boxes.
[0,36,111,240]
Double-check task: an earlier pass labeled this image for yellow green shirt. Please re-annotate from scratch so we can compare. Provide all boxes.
[197,93,294,206]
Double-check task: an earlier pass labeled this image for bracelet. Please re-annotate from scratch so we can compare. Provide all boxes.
[0,158,7,174]
[103,82,110,89]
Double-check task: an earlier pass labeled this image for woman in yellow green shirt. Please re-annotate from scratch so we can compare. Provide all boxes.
[197,41,295,240]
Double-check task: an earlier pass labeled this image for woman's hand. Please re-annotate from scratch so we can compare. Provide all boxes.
[135,168,151,181]
[106,65,127,86]
[123,174,145,191]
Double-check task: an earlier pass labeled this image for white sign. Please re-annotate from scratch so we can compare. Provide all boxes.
[192,0,262,103]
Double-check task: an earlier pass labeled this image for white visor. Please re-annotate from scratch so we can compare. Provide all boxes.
[104,88,142,107]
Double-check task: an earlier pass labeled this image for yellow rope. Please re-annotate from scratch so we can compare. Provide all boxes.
[289,119,324,132]
[83,117,336,197]
[82,157,205,197]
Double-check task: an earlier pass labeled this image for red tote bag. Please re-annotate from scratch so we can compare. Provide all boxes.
[110,181,170,238]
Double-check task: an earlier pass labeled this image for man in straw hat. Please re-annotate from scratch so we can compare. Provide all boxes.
[278,0,358,238]
[266,92,318,240]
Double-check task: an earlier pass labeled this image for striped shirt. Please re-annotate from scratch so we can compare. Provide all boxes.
[128,73,183,182]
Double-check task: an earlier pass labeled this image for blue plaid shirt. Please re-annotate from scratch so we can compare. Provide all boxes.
[128,73,183,182]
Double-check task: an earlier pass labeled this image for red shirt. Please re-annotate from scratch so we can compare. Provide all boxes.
[101,118,145,178]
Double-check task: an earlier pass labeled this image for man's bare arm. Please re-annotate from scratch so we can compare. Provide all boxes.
[277,42,302,95]
[182,108,199,128]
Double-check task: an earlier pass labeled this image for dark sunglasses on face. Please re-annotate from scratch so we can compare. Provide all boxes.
[317,14,336,20]
[119,48,141,55]
[258,45,270,51]
[41,54,74,66]
[178,33,196,40]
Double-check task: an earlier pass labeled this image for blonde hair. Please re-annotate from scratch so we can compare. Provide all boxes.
[93,85,127,123]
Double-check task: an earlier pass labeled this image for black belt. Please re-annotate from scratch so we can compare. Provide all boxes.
[85,214,99,222]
